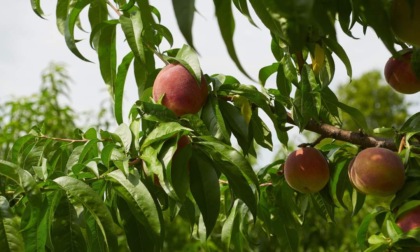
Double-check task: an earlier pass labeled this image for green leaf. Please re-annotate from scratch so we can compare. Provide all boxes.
[391,180,420,210]
[400,112,420,133]
[0,196,24,252]
[259,63,279,86]
[169,44,202,84]
[331,159,352,210]
[56,0,70,34]
[84,209,107,252]
[250,110,273,150]
[172,0,195,49]
[100,143,115,168]
[337,102,368,130]
[219,100,250,154]
[189,149,221,237]
[66,145,84,173]
[30,0,44,18]
[324,37,352,79]
[201,95,230,142]
[153,23,174,47]
[233,0,256,26]
[141,122,191,149]
[248,0,282,36]
[170,143,191,202]
[53,176,119,251]
[358,1,396,55]
[0,160,42,207]
[293,66,319,130]
[106,170,162,243]
[113,123,132,153]
[88,0,108,49]
[352,189,366,216]
[11,135,35,164]
[136,100,178,123]
[64,0,92,62]
[197,138,258,218]
[98,20,118,93]
[357,208,388,250]
[117,197,158,252]
[51,195,87,251]
[221,199,241,250]
[120,9,146,62]
[311,188,335,222]
[213,0,252,79]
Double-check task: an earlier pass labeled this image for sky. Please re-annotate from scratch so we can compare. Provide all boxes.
[1,2,418,166]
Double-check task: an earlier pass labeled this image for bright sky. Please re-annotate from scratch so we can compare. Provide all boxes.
[1,2,418,165]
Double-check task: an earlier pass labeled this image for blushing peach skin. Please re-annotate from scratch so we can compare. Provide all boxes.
[348,148,405,197]
[153,63,208,116]
[284,147,330,193]
[384,51,420,94]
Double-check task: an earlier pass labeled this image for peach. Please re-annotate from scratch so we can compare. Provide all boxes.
[284,147,330,193]
[153,63,208,116]
[348,148,405,197]
[397,206,420,232]
[384,50,420,94]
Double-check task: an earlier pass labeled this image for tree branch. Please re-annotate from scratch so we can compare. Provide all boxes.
[286,113,397,151]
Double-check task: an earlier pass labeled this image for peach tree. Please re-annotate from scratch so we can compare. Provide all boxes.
[2,0,420,251]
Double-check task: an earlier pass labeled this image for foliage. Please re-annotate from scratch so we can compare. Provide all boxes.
[2,0,420,251]
[0,64,77,159]
[337,71,409,132]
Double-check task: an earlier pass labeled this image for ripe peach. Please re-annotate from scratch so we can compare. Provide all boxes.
[153,63,208,116]
[384,50,420,94]
[397,206,420,232]
[390,0,420,46]
[348,148,405,197]
[284,147,330,193]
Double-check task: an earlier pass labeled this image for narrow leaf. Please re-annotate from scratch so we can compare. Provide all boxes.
[98,21,118,90]
[172,0,196,49]
[120,9,146,62]
[0,196,24,252]
[30,0,44,18]
[213,0,251,79]
[114,52,134,124]
[64,0,92,62]
[190,149,221,237]
[53,176,119,251]
[106,170,162,242]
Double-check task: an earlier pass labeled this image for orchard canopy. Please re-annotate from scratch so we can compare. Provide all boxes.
[2,0,420,251]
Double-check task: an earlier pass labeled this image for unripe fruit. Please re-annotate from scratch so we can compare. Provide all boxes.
[348,147,405,197]
[390,0,420,46]
[284,147,330,193]
[397,206,420,232]
[153,63,208,116]
[384,51,420,94]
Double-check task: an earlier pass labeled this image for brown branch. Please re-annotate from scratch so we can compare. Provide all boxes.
[286,113,397,151]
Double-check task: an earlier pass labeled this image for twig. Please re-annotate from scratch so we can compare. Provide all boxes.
[286,113,397,151]
[107,1,122,17]
[219,179,273,187]
[38,135,89,143]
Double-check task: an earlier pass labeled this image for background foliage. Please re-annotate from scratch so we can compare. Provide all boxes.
[2,0,420,251]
